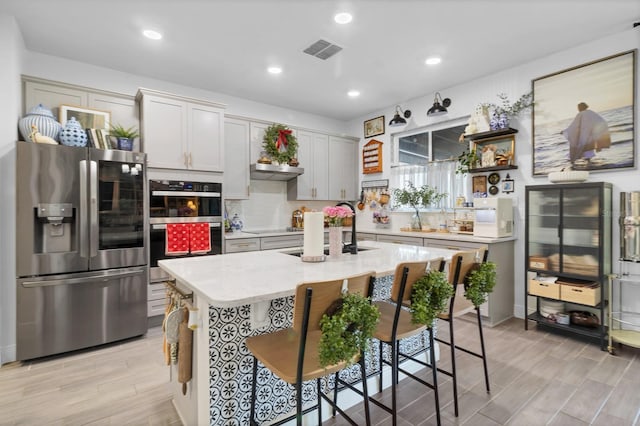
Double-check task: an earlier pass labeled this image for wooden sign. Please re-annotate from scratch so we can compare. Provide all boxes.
[362,139,383,174]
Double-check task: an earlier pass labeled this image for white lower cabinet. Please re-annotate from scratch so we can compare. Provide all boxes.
[260,235,303,250]
[376,234,424,246]
[225,238,261,253]
[147,282,167,317]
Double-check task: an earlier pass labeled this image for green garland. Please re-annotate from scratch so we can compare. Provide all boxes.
[410,270,454,325]
[263,123,298,164]
[319,293,379,368]
[463,262,497,306]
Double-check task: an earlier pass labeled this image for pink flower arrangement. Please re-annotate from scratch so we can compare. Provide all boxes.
[322,205,354,226]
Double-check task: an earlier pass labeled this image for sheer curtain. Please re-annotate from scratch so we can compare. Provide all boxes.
[390,160,470,210]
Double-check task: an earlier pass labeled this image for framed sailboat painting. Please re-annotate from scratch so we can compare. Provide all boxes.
[531,50,636,175]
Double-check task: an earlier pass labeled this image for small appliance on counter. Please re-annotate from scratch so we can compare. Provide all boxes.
[292,209,304,229]
[473,197,513,238]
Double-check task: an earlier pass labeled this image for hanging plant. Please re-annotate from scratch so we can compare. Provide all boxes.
[456,148,479,175]
[262,123,298,164]
[410,270,454,326]
[463,262,497,306]
[319,293,380,368]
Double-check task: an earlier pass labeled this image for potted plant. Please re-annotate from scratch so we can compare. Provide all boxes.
[463,261,497,306]
[393,182,446,230]
[456,148,479,175]
[410,270,454,326]
[480,92,534,130]
[109,123,139,151]
[319,292,380,367]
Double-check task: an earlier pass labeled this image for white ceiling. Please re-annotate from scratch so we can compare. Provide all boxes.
[2,0,638,121]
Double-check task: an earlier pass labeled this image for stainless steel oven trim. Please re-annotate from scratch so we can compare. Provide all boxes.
[149,217,222,225]
[152,222,222,230]
[21,268,146,288]
[151,190,221,197]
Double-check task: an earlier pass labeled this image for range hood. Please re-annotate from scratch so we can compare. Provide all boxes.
[250,163,304,181]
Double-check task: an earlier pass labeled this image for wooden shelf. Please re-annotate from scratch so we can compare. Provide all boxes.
[465,127,518,141]
[469,164,518,173]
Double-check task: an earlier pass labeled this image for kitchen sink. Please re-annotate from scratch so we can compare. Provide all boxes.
[285,247,374,257]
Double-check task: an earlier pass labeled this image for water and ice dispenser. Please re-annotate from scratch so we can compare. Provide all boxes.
[620,192,640,262]
[36,203,74,253]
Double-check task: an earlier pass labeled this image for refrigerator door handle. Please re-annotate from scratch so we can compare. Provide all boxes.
[89,160,98,257]
[21,269,146,288]
[79,160,89,258]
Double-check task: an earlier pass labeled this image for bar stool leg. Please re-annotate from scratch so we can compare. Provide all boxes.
[359,355,372,426]
[378,339,384,393]
[250,357,258,425]
[449,318,459,417]
[391,340,398,426]
[429,329,441,426]
[317,379,322,425]
[476,307,490,392]
[296,380,303,426]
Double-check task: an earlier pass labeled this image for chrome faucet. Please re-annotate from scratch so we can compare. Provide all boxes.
[336,202,357,254]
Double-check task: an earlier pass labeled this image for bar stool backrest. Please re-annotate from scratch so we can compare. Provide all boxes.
[447,246,489,315]
[390,260,429,304]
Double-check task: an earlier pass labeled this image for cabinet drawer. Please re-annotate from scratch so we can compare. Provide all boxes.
[529,279,560,299]
[559,281,600,306]
[225,238,260,253]
[376,235,423,246]
[260,235,303,250]
[148,282,167,301]
[148,298,167,317]
[424,238,481,251]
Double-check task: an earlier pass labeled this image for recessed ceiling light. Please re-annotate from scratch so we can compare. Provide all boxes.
[334,12,353,24]
[347,90,360,98]
[425,57,442,65]
[143,29,162,40]
[267,66,282,74]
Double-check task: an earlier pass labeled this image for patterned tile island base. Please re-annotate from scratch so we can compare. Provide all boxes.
[207,275,438,425]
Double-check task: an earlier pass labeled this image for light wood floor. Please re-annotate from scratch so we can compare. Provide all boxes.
[1,316,639,425]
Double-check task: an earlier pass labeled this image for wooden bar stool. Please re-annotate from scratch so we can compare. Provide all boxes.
[436,247,491,417]
[370,258,446,426]
[246,271,376,426]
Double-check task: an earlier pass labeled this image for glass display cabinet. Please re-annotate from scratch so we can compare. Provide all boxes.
[524,182,612,349]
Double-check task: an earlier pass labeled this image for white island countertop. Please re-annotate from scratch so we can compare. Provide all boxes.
[159,241,456,308]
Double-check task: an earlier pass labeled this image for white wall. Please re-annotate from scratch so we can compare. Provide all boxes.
[0,14,23,365]
[347,27,640,319]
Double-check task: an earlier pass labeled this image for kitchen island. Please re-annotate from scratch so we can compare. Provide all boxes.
[159,241,456,425]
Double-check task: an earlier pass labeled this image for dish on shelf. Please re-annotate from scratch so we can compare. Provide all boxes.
[488,172,500,185]
[548,170,589,183]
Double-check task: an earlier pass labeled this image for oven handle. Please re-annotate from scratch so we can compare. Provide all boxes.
[151,190,221,197]
[152,222,222,230]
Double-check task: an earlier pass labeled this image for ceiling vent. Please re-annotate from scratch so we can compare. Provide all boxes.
[303,39,343,60]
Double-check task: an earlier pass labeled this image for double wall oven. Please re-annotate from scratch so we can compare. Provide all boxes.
[149,180,223,286]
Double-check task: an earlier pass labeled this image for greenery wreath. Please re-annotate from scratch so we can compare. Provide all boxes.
[463,261,497,307]
[410,270,454,326]
[319,293,380,368]
[263,123,298,164]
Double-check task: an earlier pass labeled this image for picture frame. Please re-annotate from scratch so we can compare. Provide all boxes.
[502,177,514,194]
[472,134,516,168]
[59,105,112,149]
[364,115,385,138]
[59,105,111,132]
[531,50,636,175]
[472,175,487,197]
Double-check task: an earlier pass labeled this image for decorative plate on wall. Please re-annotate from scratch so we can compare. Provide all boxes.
[489,185,499,195]
[488,172,501,185]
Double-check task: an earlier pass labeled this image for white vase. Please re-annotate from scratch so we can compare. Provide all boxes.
[328,226,342,258]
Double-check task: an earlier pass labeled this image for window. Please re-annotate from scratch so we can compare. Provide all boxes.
[390,117,471,209]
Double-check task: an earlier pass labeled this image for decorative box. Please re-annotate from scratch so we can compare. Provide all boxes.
[529,279,560,299]
[529,255,549,269]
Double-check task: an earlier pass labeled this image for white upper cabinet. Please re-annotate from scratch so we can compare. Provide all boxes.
[328,136,358,201]
[288,130,328,200]
[137,88,225,172]
[224,118,250,199]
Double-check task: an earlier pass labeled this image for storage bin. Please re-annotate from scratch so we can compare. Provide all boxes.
[529,279,560,299]
[559,280,600,306]
[529,256,549,269]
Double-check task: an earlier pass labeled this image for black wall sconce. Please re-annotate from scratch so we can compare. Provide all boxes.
[427,92,451,117]
[389,105,412,127]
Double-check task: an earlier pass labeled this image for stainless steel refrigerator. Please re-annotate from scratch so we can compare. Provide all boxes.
[16,141,148,360]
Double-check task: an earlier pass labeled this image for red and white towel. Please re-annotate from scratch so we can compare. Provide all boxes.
[189,223,211,254]
[166,223,190,255]
[165,223,211,255]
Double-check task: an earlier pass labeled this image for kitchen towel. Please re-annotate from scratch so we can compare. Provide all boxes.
[189,223,211,254]
[166,223,190,255]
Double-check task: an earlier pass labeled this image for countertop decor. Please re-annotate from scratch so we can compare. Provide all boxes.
[392,181,447,230]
